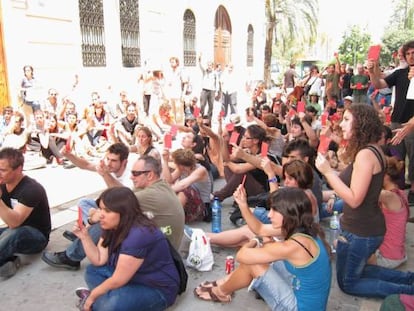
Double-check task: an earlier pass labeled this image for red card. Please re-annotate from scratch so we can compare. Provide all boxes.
[261,142,269,157]
[164,133,172,149]
[297,101,305,113]
[241,174,247,186]
[77,206,84,229]
[321,113,328,126]
[193,106,200,117]
[318,135,331,155]
[288,108,296,117]
[66,136,72,152]
[225,123,235,132]
[333,51,338,57]
[367,45,381,61]
[170,125,178,137]
[219,110,225,117]
[356,82,363,90]
[229,131,240,145]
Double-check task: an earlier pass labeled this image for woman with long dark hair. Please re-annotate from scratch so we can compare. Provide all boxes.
[74,187,179,311]
[194,187,331,310]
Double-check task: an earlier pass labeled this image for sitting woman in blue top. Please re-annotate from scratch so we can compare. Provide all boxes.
[74,186,179,311]
[194,186,332,311]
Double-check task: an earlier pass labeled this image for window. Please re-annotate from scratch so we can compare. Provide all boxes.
[247,24,254,67]
[78,0,106,67]
[183,10,196,66]
[119,0,141,67]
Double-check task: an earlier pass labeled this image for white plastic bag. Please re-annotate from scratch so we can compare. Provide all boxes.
[186,228,214,271]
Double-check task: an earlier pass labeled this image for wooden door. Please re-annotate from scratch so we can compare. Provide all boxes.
[214,6,232,68]
[0,3,10,112]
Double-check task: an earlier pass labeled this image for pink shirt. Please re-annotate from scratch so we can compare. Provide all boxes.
[379,189,409,260]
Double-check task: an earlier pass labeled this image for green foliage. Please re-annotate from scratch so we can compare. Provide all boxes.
[264,0,319,87]
[380,29,413,66]
[337,25,372,68]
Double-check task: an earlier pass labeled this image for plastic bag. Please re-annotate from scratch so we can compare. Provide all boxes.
[186,228,214,271]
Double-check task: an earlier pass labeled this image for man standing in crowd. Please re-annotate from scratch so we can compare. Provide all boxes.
[283,63,298,95]
[368,39,414,204]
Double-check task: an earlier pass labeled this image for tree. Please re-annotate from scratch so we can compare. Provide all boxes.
[264,0,318,87]
[337,25,372,68]
[380,0,414,66]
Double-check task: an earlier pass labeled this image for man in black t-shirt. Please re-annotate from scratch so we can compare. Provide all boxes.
[0,148,51,278]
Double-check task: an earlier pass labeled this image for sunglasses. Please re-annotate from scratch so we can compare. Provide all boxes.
[50,93,57,96]
[131,170,150,177]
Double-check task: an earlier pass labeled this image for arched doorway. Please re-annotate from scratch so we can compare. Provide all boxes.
[214,5,232,68]
[0,3,10,111]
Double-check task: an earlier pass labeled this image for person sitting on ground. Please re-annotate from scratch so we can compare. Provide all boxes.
[188,158,318,248]
[74,187,179,311]
[212,124,269,202]
[42,155,184,270]
[193,187,331,311]
[41,142,132,269]
[2,112,31,151]
[129,126,161,162]
[367,156,410,269]
[111,103,140,147]
[0,148,51,278]
[162,148,211,223]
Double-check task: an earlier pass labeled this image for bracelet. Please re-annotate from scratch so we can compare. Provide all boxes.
[268,176,278,183]
[252,236,263,248]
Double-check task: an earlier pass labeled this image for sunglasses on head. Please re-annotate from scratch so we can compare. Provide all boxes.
[131,170,150,177]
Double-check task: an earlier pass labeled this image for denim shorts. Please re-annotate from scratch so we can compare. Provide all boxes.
[248,261,297,311]
[375,250,408,269]
[253,207,271,224]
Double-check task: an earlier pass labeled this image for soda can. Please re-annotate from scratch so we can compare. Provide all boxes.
[225,256,234,274]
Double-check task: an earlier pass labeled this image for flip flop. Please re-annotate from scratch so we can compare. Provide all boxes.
[194,285,231,303]
[198,280,218,288]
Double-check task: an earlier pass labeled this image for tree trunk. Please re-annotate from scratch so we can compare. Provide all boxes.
[264,20,275,89]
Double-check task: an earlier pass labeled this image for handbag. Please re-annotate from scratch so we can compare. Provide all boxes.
[186,228,214,271]
[167,239,188,295]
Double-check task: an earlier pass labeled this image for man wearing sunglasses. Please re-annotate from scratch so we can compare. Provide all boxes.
[42,155,184,270]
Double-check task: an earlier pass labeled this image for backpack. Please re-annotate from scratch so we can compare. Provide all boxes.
[167,239,188,295]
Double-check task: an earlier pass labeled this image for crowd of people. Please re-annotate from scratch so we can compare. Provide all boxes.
[0,40,413,310]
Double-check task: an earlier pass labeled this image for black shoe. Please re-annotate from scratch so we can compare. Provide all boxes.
[63,230,77,242]
[0,256,21,278]
[41,251,80,270]
[203,204,212,223]
[63,162,76,169]
[408,191,414,206]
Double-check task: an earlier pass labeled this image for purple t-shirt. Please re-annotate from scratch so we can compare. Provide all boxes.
[108,226,179,306]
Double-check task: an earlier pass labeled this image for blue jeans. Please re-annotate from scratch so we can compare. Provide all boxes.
[319,199,344,219]
[78,198,97,223]
[253,207,271,224]
[0,226,48,265]
[66,223,101,262]
[85,264,168,311]
[336,230,414,298]
[248,261,297,311]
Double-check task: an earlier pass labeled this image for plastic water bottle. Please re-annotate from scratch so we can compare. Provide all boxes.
[211,197,222,233]
[329,211,340,253]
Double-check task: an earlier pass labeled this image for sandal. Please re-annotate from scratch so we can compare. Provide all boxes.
[198,280,218,288]
[194,285,231,303]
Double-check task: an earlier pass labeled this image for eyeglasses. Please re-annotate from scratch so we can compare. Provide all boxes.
[131,170,150,177]
[50,93,57,96]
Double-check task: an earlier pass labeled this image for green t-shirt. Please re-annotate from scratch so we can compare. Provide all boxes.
[350,74,369,95]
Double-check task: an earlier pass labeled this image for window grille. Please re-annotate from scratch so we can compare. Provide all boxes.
[183,10,196,66]
[247,24,254,67]
[119,0,141,67]
[79,0,106,67]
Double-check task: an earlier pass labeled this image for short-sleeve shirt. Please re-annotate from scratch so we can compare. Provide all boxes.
[1,176,51,239]
[108,226,179,306]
